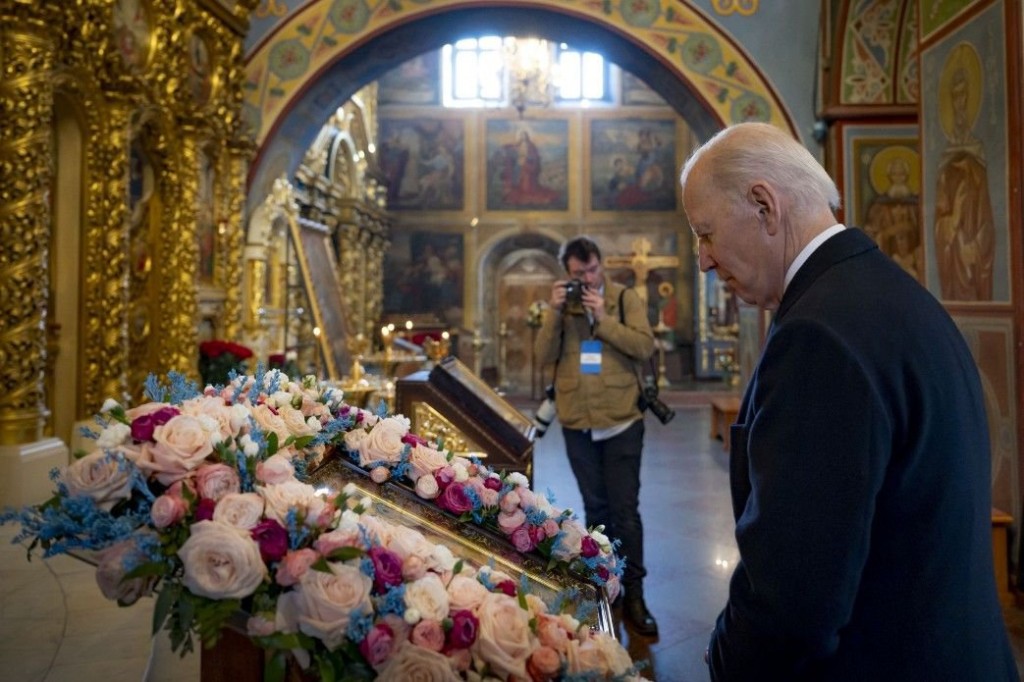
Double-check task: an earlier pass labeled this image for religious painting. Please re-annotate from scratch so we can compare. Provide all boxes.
[621,71,667,106]
[840,124,922,282]
[112,0,152,72]
[378,52,441,106]
[921,1,1009,303]
[187,31,214,106]
[589,118,677,212]
[197,150,217,285]
[485,118,568,212]
[953,314,1018,521]
[382,231,464,327]
[919,0,986,41]
[379,117,464,211]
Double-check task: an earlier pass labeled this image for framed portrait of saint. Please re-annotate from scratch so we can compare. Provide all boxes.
[113,0,152,73]
[484,118,568,212]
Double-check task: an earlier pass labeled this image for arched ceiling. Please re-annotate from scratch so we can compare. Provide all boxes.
[243,0,796,206]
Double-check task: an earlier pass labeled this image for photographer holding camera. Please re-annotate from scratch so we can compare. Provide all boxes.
[533,235,659,637]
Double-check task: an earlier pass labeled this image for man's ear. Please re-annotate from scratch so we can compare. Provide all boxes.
[749,182,779,235]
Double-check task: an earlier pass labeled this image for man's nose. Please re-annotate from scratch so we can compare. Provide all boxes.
[697,245,715,272]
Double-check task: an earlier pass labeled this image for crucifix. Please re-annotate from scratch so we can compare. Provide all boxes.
[604,237,680,306]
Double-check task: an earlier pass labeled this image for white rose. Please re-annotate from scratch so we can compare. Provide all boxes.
[472,592,536,680]
[414,474,440,499]
[506,472,529,489]
[404,573,449,622]
[179,395,239,440]
[259,480,329,527]
[344,428,369,454]
[376,642,460,682]
[552,519,587,562]
[386,525,435,565]
[63,450,133,511]
[228,403,250,433]
[445,574,489,612]
[290,561,373,650]
[359,416,410,467]
[452,463,469,483]
[429,542,457,573]
[251,404,291,443]
[279,405,316,438]
[95,422,131,449]
[213,493,265,530]
[177,520,267,599]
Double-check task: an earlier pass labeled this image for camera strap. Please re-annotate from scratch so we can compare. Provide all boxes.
[618,288,658,397]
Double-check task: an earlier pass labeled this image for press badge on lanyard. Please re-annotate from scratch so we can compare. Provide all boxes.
[580,339,602,374]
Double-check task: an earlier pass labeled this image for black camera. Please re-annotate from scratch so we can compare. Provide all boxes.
[639,383,675,425]
[563,279,586,306]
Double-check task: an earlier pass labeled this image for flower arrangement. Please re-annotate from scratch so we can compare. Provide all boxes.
[1,369,643,681]
[199,339,254,386]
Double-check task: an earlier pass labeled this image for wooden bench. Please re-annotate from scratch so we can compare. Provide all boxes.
[709,396,741,451]
[992,507,1014,607]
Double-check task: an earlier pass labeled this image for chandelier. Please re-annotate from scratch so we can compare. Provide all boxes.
[505,37,554,118]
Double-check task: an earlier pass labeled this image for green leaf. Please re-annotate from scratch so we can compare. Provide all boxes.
[326,546,363,562]
[311,557,332,573]
[153,583,179,637]
[452,559,464,576]
[124,560,168,580]
[264,650,287,682]
[267,431,279,456]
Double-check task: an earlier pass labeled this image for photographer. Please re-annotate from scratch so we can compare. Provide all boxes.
[533,236,659,637]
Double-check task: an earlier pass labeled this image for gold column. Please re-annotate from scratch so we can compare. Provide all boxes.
[0,15,56,444]
[222,140,251,340]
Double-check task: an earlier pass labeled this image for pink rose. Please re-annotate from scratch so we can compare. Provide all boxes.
[359,622,397,668]
[436,482,473,514]
[251,404,290,443]
[212,492,265,530]
[445,609,479,649]
[95,539,156,605]
[407,444,448,482]
[359,416,410,467]
[410,619,445,652]
[195,463,240,501]
[314,521,363,555]
[179,395,238,440]
[246,614,276,637]
[285,561,373,650]
[370,466,390,484]
[368,546,404,593]
[542,518,560,538]
[510,525,535,552]
[151,493,188,528]
[499,489,521,513]
[402,555,426,582]
[142,414,216,485]
[276,548,319,587]
[251,519,289,563]
[446,575,489,612]
[497,509,527,534]
[62,450,133,512]
[527,645,562,680]
[551,519,586,562]
[536,613,571,653]
[471,592,534,679]
[375,642,459,682]
[177,520,267,599]
[256,454,295,485]
[517,487,537,509]
[259,480,329,527]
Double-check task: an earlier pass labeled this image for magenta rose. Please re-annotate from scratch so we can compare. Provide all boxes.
[359,622,396,667]
[580,535,600,559]
[483,476,502,492]
[433,466,456,490]
[131,406,181,442]
[446,609,479,650]
[368,546,404,592]
[401,432,427,447]
[496,579,517,597]
[194,497,217,522]
[436,482,473,514]
[251,519,289,563]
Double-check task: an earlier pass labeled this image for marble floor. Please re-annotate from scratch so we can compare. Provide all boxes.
[2,399,1023,681]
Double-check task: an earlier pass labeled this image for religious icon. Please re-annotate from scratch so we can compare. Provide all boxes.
[862,145,922,281]
[188,32,214,106]
[113,0,151,72]
[932,42,994,301]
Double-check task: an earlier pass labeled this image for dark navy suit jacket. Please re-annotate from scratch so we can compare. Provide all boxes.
[708,229,1018,680]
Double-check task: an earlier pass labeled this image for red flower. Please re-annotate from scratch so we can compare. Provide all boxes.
[446,610,479,649]
[436,482,473,514]
[368,546,404,592]
[251,519,289,563]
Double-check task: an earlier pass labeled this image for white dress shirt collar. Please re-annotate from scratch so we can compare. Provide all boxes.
[784,224,846,291]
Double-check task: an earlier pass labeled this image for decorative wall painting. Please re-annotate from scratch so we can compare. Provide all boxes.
[379,118,464,211]
[589,118,677,211]
[621,71,667,106]
[485,118,568,211]
[382,231,464,327]
[920,1,1009,304]
[840,125,922,282]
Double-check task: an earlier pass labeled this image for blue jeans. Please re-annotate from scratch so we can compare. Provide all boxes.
[563,419,646,590]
